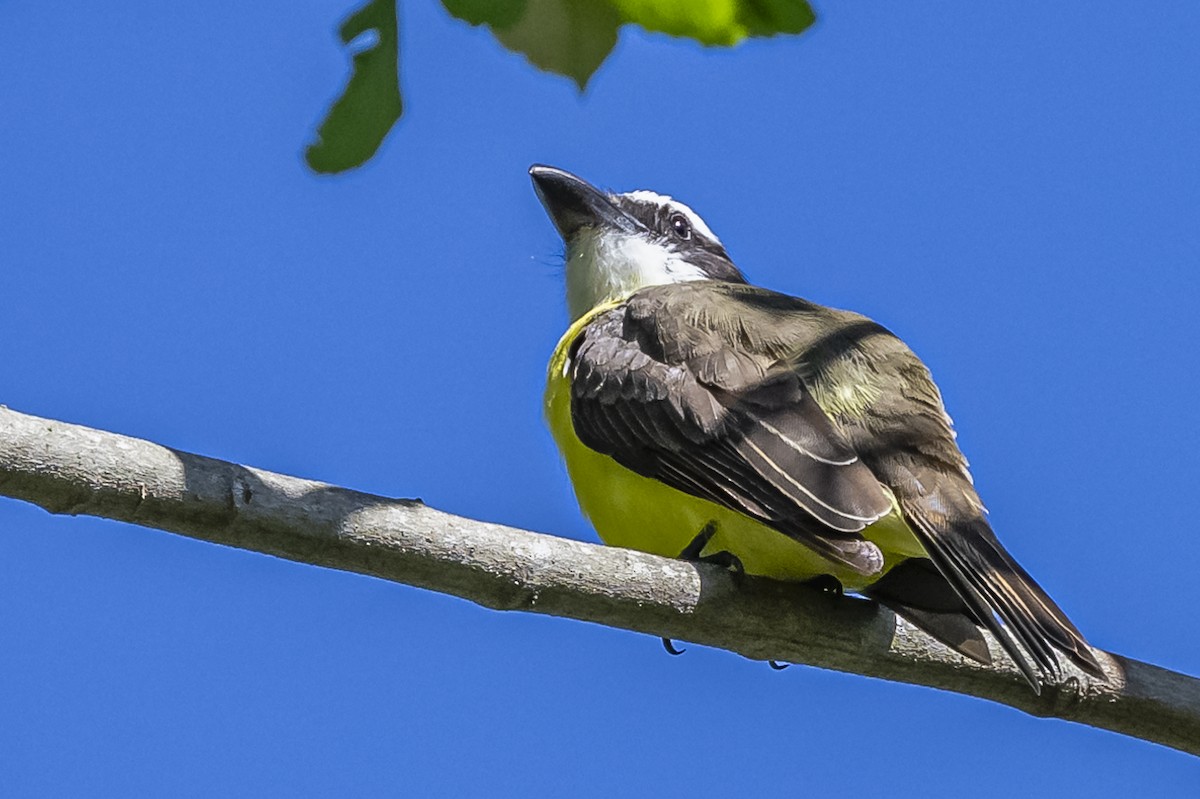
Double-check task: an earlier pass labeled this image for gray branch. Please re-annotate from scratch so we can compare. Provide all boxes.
[1,405,1197,756]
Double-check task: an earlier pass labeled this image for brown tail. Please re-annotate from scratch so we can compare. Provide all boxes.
[865,557,992,666]
[899,498,1103,692]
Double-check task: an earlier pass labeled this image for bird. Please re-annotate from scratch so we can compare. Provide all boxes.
[529,164,1103,693]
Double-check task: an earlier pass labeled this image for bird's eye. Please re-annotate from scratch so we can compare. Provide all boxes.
[669,213,692,240]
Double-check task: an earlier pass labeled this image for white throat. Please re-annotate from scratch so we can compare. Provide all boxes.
[565,229,707,321]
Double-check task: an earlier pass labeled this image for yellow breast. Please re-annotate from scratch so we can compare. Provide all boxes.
[544,307,925,591]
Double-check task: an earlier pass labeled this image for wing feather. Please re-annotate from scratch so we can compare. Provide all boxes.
[569,281,1101,690]
[569,297,893,575]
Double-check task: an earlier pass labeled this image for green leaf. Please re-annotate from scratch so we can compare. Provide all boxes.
[306,0,403,174]
[443,0,814,91]
[444,0,620,90]
[441,0,528,29]
[735,0,817,38]
[308,0,815,171]
[611,0,815,46]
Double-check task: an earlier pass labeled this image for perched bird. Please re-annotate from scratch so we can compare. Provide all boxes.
[530,164,1102,692]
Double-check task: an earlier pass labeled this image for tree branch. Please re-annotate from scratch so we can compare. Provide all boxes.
[1,405,1197,755]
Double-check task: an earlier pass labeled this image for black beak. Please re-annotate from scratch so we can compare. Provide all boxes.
[529,164,644,240]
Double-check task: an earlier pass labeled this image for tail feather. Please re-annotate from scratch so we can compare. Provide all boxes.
[901,499,1103,690]
[865,561,994,666]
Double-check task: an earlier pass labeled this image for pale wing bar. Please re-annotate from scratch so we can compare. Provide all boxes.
[570,305,892,575]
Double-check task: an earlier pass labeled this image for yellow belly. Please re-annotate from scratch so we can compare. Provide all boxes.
[545,307,927,592]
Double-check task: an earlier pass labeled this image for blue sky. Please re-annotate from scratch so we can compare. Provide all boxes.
[2,0,1199,794]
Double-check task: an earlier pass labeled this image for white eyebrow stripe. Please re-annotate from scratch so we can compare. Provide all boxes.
[622,190,721,244]
[755,419,858,466]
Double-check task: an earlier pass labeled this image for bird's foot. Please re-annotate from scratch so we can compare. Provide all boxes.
[677,521,745,579]
[698,549,745,578]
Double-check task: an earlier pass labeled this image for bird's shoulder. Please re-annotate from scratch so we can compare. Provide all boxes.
[585,281,915,390]
[575,281,966,471]
[567,281,899,565]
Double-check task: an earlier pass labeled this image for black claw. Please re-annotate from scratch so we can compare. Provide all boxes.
[699,549,744,577]
[662,637,686,656]
[769,660,790,671]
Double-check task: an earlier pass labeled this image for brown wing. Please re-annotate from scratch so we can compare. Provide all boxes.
[574,281,1101,689]
[568,293,893,576]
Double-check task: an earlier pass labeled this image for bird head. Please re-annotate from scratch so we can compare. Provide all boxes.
[530,165,746,320]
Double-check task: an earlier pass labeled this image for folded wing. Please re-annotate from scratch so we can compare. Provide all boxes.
[569,295,894,576]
